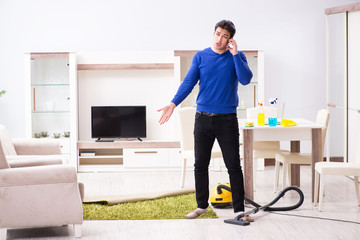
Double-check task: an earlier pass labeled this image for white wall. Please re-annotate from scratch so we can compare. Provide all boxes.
[0,0,358,137]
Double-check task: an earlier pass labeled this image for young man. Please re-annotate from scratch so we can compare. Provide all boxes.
[158,20,253,220]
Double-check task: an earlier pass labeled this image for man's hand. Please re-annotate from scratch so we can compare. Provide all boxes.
[157,102,176,125]
[228,39,238,56]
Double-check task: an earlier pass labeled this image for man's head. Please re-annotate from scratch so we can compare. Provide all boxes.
[212,20,236,53]
[214,20,236,39]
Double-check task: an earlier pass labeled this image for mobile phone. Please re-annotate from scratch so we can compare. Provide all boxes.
[228,43,234,49]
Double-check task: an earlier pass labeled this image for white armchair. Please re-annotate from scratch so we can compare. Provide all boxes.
[0,124,64,168]
[0,125,84,238]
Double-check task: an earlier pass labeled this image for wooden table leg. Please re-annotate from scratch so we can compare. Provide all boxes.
[290,141,300,187]
[312,128,322,202]
[243,129,254,201]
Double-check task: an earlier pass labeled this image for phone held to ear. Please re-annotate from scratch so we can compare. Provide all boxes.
[228,43,234,49]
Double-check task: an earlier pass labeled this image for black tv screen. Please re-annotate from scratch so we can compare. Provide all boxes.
[91,106,146,139]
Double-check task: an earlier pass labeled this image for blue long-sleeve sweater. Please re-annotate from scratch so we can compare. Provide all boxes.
[171,47,253,114]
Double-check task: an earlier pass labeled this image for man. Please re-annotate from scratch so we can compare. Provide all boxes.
[158,20,253,220]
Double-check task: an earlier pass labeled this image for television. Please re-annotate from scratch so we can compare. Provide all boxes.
[91,106,146,141]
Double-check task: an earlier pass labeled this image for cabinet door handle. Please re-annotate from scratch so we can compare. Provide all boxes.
[134,151,158,154]
[327,103,336,108]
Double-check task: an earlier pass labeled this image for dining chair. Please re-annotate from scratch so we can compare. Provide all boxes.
[177,107,222,188]
[314,131,360,211]
[274,109,330,192]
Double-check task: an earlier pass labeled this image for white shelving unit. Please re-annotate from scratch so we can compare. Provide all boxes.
[25,52,78,166]
[325,3,360,164]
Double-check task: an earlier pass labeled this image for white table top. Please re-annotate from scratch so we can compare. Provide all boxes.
[238,118,324,129]
[238,118,324,141]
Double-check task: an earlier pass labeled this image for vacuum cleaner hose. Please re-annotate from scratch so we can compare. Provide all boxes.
[261,186,304,212]
[224,186,305,226]
[217,184,232,194]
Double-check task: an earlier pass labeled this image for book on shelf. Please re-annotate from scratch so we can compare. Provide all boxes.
[80,152,96,156]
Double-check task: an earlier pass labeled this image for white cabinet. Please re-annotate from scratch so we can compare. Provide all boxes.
[25,52,78,165]
[326,4,360,163]
[174,50,264,118]
[347,10,360,164]
[77,141,180,172]
[326,12,347,161]
[123,148,169,168]
[78,148,124,172]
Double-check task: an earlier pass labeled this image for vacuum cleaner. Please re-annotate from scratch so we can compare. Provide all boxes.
[210,182,233,208]
[210,183,304,226]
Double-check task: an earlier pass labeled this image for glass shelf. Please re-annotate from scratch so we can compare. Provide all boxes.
[32,83,70,87]
[32,111,70,114]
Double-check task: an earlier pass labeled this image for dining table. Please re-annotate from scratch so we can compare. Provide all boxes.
[238,118,324,202]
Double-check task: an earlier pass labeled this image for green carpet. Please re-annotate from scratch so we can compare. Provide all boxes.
[83,193,217,220]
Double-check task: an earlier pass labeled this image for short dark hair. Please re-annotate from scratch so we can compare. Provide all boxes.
[214,20,236,39]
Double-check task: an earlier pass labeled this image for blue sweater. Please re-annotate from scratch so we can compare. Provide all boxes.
[171,48,253,114]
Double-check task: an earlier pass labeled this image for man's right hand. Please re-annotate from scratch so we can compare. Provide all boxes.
[157,102,176,125]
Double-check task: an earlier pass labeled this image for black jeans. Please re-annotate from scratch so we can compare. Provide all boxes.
[194,111,245,212]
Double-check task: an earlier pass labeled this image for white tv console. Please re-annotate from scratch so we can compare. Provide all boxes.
[77,140,181,172]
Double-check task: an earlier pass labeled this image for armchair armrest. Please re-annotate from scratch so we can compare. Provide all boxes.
[12,138,62,155]
[6,155,63,168]
[0,165,77,187]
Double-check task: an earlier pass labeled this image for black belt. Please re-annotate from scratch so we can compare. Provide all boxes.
[196,111,236,117]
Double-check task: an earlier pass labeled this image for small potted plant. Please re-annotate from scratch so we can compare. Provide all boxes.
[0,90,6,97]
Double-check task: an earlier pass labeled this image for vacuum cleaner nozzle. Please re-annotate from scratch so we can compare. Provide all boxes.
[224,218,250,226]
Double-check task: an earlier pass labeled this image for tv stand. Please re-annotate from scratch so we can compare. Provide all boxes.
[77,140,181,172]
[95,138,114,142]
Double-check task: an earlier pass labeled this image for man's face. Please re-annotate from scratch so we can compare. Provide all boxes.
[213,27,231,52]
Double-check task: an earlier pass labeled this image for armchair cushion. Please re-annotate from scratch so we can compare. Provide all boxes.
[12,138,62,155]
[0,124,62,157]
[0,125,63,169]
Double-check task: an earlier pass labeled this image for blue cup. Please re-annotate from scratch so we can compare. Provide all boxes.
[268,118,277,127]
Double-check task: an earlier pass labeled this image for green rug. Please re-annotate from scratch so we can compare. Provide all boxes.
[83,193,217,220]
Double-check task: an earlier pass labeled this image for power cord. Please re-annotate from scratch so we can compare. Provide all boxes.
[269,211,360,225]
